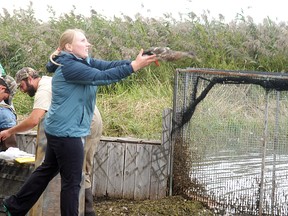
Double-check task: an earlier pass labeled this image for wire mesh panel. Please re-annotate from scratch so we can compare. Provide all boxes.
[172,68,288,215]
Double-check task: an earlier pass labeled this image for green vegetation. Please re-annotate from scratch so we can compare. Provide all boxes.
[94,195,213,215]
[1,2,288,140]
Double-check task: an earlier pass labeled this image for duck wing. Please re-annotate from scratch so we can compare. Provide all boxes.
[143,47,199,64]
[143,47,171,56]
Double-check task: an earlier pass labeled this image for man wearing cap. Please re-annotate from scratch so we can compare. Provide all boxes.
[0,67,52,153]
[0,67,102,216]
[0,65,18,151]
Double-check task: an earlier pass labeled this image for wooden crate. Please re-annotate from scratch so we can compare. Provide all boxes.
[92,109,173,200]
[0,160,34,201]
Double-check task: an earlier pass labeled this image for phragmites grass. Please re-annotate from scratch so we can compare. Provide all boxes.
[1,3,288,139]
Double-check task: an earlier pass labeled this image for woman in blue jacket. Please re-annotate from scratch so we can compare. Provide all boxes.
[3,28,157,216]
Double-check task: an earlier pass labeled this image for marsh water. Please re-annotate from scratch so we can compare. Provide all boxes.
[191,150,288,215]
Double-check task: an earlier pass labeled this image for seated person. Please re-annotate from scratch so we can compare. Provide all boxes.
[0,74,17,151]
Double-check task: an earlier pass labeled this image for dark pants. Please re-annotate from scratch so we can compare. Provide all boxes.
[4,133,84,216]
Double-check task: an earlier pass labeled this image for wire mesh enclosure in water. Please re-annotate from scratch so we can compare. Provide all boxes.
[172,68,288,215]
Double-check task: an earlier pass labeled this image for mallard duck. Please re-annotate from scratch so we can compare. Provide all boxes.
[143,47,198,66]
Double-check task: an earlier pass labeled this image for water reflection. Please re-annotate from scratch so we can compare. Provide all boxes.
[191,150,288,215]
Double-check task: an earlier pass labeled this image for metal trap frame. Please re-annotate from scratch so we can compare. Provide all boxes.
[171,68,288,215]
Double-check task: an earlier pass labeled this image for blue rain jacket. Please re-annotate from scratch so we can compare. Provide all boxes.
[0,106,16,129]
[45,52,133,137]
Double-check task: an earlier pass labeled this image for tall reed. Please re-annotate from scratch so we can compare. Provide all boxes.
[1,4,288,139]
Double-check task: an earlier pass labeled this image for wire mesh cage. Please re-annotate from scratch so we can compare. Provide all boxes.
[172,68,288,215]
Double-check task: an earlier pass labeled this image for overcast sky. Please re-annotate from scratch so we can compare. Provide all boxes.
[1,0,287,23]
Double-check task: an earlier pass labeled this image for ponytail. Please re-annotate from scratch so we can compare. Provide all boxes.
[49,48,62,66]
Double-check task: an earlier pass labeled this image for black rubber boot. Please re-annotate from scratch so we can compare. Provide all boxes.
[85,188,96,216]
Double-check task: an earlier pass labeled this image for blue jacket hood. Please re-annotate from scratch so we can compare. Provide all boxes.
[46,57,59,73]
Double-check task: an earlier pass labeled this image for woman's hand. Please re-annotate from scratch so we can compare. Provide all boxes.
[131,49,158,72]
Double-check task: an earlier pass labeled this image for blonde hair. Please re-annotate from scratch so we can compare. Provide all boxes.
[49,29,85,65]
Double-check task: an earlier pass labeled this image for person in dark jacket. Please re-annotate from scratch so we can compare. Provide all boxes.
[2,28,157,216]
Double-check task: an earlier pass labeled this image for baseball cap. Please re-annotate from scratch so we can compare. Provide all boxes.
[15,67,39,86]
[0,75,17,105]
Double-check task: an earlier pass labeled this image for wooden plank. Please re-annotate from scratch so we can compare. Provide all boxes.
[93,141,109,197]
[16,131,37,136]
[16,134,26,149]
[161,108,173,197]
[106,142,125,198]
[122,144,137,199]
[100,136,160,145]
[150,144,169,200]
[16,133,36,154]
[149,145,161,200]
[149,109,172,199]
[134,144,152,200]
